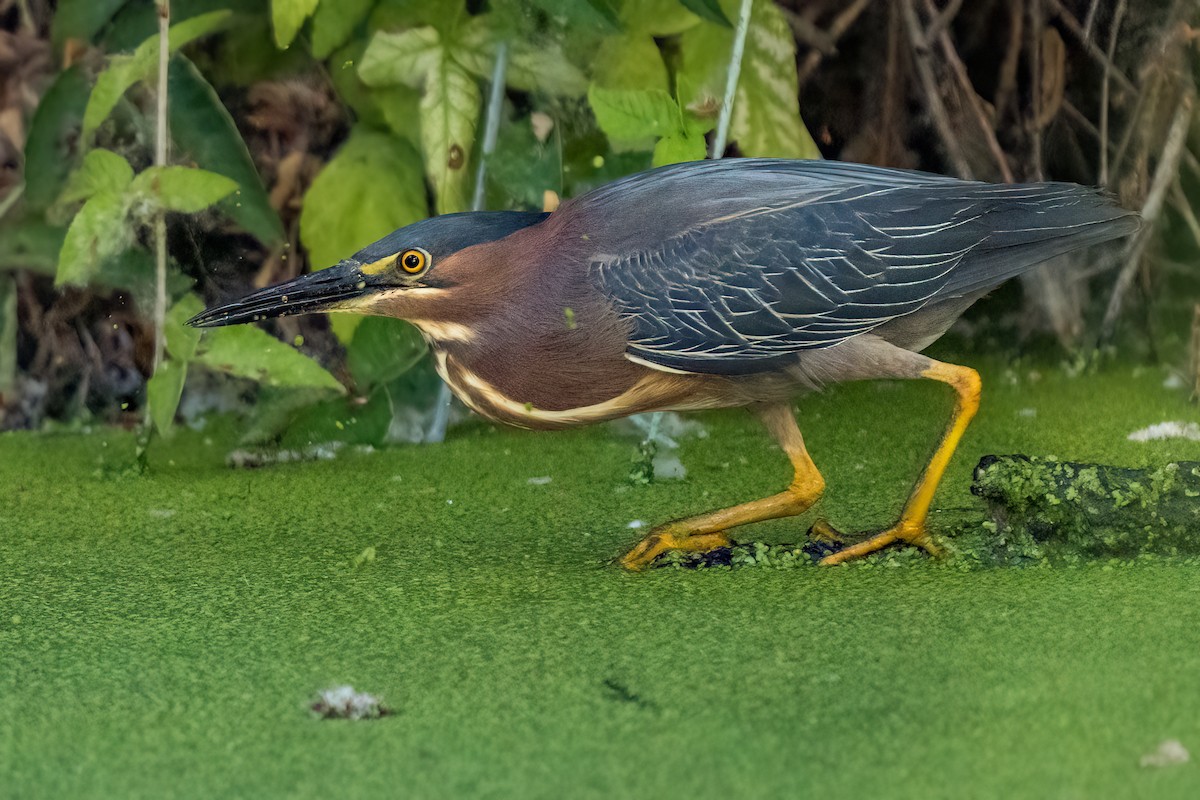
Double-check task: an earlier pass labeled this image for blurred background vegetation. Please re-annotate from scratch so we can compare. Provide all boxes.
[0,0,1196,446]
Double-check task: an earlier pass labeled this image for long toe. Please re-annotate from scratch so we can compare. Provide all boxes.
[816,520,940,565]
[619,530,731,571]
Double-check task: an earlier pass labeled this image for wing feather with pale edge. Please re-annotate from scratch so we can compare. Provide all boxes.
[577,159,1137,375]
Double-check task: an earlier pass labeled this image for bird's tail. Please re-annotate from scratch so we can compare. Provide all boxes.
[942,183,1140,298]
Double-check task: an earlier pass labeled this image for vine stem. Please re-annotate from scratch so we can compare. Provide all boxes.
[710,0,754,158]
[150,0,170,385]
[424,41,509,444]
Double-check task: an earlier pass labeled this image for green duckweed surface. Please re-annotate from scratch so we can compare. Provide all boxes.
[2,358,1199,798]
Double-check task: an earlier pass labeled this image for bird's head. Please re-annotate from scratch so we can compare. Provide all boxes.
[187,211,548,329]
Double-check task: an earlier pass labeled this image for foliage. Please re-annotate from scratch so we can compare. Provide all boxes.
[8,0,822,437]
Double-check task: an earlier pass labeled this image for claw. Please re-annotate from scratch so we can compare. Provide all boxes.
[620,530,731,571]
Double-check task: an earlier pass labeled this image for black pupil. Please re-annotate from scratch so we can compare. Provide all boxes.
[404,253,422,270]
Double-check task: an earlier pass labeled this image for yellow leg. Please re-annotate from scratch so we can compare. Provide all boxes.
[620,404,825,570]
[818,360,981,565]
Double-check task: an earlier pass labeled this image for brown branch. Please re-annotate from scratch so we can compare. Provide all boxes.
[1098,0,1126,186]
[797,0,874,87]
[781,8,838,55]
[993,0,1024,124]
[1099,91,1195,344]
[923,0,964,42]
[923,0,1014,182]
[900,0,973,178]
[1043,0,1136,95]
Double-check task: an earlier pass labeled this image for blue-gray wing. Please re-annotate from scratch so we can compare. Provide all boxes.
[578,159,1136,375]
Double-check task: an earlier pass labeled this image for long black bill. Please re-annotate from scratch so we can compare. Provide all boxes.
[187,259,373,328]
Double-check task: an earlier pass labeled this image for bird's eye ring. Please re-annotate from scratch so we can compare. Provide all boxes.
[398,248,430,275]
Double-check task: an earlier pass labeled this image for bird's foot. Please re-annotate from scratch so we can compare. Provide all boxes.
[808,518,942,565]
[619,528,731,571]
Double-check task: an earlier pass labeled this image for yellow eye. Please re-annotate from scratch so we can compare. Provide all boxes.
[398,248,429,275]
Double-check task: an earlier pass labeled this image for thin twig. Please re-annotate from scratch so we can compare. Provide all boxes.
[1099,91,1195,344]
[797,0,873,87]
[781,8,837,55]
[1098,0,1126,186]
[1081,0,1102,41]
[1170,181,1200,253]
[0,182,24,222]
[901,0,973,178]
[923,0,964,42]
[425,41,509,445]
[993,0,1023,123]
[711,0,753,158]
[1027,0,1044,181]
[923,0,1013,182]
[150,0,170,380]
[1043,0,1135,95]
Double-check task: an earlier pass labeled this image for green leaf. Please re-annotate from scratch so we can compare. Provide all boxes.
[146,357,187,434]
[24,66,91,213]
[622,0,703,35]
[360,27,481,212]
[300,128,427,270]
[678,0,819,159]
[311,0,374,59]
[130,166,238,213]
[527,0,620,32]
[165,294,205,362]
[194,325,344,392]
[0,220,65,276]
[346,317,427,389]
[52,0,131,46]
[590,34,669,91]
[456,17,587,96]
[56,192,130,286]
[588,86,679,141]
[679,0,731,28]
[359,27,443,89]
[272,0,320,48]
[60,149,134,205]
[0,275,16,397]
[652,131,706,166]
[82,10,234,140]
[168,57,284,246]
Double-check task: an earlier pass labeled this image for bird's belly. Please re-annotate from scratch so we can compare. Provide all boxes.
[430,349,726,430]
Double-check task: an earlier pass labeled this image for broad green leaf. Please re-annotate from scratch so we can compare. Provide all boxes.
[299,128,427,272]
[588,86,678,141]
[52,0,131,46]
[311,0,374,58]
[60,149,134,205]
[24,66,90,213]
[653,131,706,166]
[56,192,130,286]
[165,294,205,362]
[346,317,427,389]
[195,325,344,392]
[146,357,187,434]
[0,275,15,396]
[420,56,480,213]
[0,220,65,276]
[359,27,441,89]
[590,34,669,91]
[102,0,260,51]
[169,57,284,246]
[678,0,819,159]
[360,27,481,212]
[130,166,238,213]
[82,10,234,139]
[456,17,587,96]
[527,0,619,32]
[622,0,702,35]
[679,0,731,28]
[272,0,320,48]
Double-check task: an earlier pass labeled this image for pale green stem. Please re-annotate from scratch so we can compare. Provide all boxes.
[145,0,170,431]
[710,0,754,159]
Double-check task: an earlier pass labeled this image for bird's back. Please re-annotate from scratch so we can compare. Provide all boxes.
[564,159,1138,375]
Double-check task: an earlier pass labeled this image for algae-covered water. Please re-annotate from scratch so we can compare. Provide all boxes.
[2,358,1199,798]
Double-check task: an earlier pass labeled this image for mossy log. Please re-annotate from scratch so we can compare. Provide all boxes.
[971,456,1200,558]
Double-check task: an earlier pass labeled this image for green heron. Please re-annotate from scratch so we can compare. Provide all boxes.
[190,159,1137,568]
